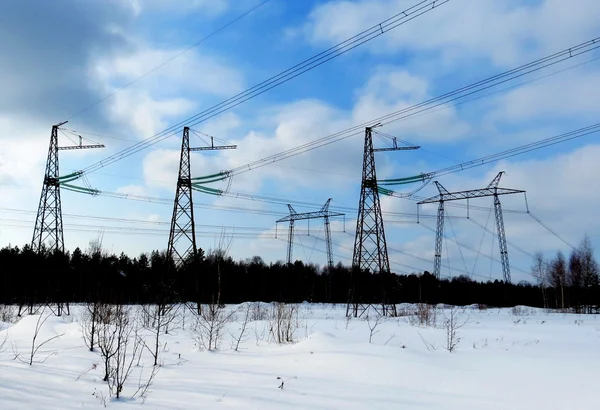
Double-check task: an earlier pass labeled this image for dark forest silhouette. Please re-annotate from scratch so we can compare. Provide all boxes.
[1,236,598,313]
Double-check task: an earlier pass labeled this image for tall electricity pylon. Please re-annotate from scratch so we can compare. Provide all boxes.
[28,121,104,317]
[32,121,104,253]
[349,126,419,317]
[417,172,526,282]
[276,198,344,269]
[167,126,236,267]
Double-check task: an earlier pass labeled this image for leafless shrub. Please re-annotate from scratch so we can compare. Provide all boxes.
[97,304,117,382]
[268,303,300,344]
[366,313,382,344]
[417,331,437,351]
[92,388,107,407]
[254,322,266,346]
[511,306,533,316]
[407,303,437,327]
[80,301,105,352]
[230,303,252,351]
[75,363,98,381]
[0,304,16,323]
[193,302,236,350]
[105,305,141,399]
[250,302,269,321]
[443,307,468,353]
[133,364,160,404]
[18,309,64,365]
[140,303,179,366]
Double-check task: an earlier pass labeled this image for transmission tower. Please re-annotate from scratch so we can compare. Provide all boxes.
[167,126,236,266]
[276,198,344,269]
[32,121,105,253]
[28,121,104,316]
[349,126,419,317]
[417,172,526,282]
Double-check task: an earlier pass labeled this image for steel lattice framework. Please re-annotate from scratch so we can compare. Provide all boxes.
[167,127,237,267]
[276,198,344,269]
[349,126,419,317]
[167,127,197,267]
[417,172,525,282]
[29,121,104,316]
[32,121,104,253]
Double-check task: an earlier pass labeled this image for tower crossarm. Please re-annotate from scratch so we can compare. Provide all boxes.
[190,145,237,151]
[276,209,344,223]
[373,146,420,152]
[417,187,525,204]
[58,144,105,150]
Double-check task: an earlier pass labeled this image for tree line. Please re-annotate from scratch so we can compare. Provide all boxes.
[0,236,598,312]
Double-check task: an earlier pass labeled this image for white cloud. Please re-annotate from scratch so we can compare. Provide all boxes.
[116,184,147,196]
[300,0,600,67]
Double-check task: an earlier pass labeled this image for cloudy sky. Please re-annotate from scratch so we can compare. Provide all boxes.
[1,0,599,283]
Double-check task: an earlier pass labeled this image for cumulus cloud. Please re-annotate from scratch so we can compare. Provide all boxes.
[299,0,600,66]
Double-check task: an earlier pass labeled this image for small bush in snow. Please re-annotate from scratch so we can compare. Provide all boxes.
[192,302,236,350]
[407,303,437,327]
[0,304,16,323]
[268,303,300,344]
[443,307,468,353]
[511,306,533,316]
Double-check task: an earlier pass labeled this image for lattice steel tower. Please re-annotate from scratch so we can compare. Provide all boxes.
[167,126,236,266]
[350,126,419,316]
[276,198,344,269]
[417,172,526,282]
[32,121,104,253]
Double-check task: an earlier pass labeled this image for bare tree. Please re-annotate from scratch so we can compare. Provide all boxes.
[531,252,549,309]
[193,302,236,350]
[0,304,15,323]
[97,305,117,382]
[407,303,437,327]
[207,228,234,307]
[366,313,382,344]
[22,309,64,365]
[140,303,179,366]
[549,251,567,309]
[230,303,252,351]
[107,305,141,399]
[268,303,300,344]
[443,307,467,353]
[81,301,105,352]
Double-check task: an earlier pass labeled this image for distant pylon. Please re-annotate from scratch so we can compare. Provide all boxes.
[417,172,526,282]
[167,127,198,267]
[276,198,344,269]
[349,126,419,317]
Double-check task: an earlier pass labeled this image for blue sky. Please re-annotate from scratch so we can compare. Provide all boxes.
[1,0,600,283]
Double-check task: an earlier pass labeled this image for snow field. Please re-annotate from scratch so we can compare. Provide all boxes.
[0,304,599,409]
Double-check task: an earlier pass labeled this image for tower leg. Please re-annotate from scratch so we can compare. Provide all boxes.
[493,195,511,283]
[286,220,295,265]
[434,200,445,279]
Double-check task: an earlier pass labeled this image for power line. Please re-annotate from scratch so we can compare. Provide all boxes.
[78,0,447,176]
[216,36,600,178]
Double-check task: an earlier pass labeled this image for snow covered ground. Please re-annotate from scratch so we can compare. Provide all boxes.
[0,303,598,409]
